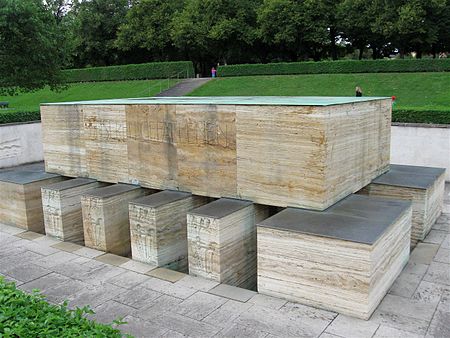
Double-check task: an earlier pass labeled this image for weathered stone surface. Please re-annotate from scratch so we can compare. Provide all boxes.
[257,195,412,319]
[42,178,107,244]
[359,164,445,248]
[0,168,65,233]
[129,191,208,271]
[42,97,391,210]
[325,314,379,338]
[188,198,270,289]
[82,184,149,256]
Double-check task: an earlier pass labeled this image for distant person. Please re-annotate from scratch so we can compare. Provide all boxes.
[355,86,363,97]
[211,67,217,78]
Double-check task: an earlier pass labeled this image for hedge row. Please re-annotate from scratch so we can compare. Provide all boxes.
[63,61,194,83]
[392,109,450,125]
[1,109,449,125]
[217,59,450,77]
[0,111,40,124]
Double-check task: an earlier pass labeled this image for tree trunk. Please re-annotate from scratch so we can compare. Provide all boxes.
[372,47,378,60]
[358,46,364,60]
[330,27,338,60]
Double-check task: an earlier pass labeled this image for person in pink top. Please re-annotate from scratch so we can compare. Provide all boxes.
[211,67,217,78]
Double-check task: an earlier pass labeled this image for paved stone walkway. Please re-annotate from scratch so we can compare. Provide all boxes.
[156,78,211,97]
[0,185,449,337]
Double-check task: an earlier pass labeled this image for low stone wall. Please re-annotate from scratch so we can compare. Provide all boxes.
[391,123,450,181]
[0,121,43,169]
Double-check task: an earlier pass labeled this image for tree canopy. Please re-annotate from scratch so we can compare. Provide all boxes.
[1,0,449,87]
[0,0,65,94]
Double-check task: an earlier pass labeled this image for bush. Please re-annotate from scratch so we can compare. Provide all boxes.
[392,109,450,125]
[0,111,40,124]
[217,59,450,77]
[0,276,126,337]
[63,61,195,83]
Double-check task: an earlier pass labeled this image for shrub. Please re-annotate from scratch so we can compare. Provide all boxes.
[0,110,40,124]
[217,59,450,77]
[63,61,195,83]
[392,109,450,125]
[0,276,126,337]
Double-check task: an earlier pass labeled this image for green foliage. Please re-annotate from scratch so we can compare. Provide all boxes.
[171,0,260,72]
[0,111,41,124]
[63,61,195,82]
[217,59,450,77]
[0,276,126,337]
[71,0,129,67]
[0,0,65,94]
[116,0,184,60]
[392,109,450,125]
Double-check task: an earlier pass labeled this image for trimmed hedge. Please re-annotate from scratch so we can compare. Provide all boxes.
[392,109,450,125]
[0,111,40,124]
[217,59,450,77]
[63,61,194,83]
[0,276,124,337]
[2,109,448,125]
[0,109,450,125]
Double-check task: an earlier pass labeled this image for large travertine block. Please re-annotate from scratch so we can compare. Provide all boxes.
[129,190,209,271]
[359,164,446,248]
[257,195,412,320]
[0,165,65,233]
[41,105,86,177]
[187,198,270,289]
[83,105,128,183]
[81,184,149,256]
[41,97,391,210]
[42,178,108,244]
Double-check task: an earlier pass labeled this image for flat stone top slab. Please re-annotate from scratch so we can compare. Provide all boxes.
[41,96,389,107]
[373,164,446,189]
[258,194,411,245]
[84,183,140,199]
[0,168,61,185]
[190,198,252,219]
[131,190,191,208]
[42,178,97,191]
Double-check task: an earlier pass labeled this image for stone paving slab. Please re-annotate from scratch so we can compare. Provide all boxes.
[0,187,449,338]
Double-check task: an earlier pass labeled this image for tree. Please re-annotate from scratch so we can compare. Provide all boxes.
[394,0,447,58]
[72,0,129,67]
[0,0,65,94]
[116,0,184,62]
[257,0,303,61]
[338,0,370,59]
[172,0,260,73]
[43,0,78,22]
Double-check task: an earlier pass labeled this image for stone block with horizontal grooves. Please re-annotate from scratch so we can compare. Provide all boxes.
[257,194,412,320]
[0,166,65,233]
[41,96,391,210]
[187,198,270,289]
[129,190,209,272]
[359,164,446,248]
[42,178,109,244]
[81,184,149,256]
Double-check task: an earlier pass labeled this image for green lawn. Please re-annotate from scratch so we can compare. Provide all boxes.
[0,79,178,113]
[189,72,450,111]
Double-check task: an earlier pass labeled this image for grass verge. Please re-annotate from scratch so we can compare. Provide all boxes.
[0,79,179,114]
[0,276,127,337]
[189,73,450,112]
